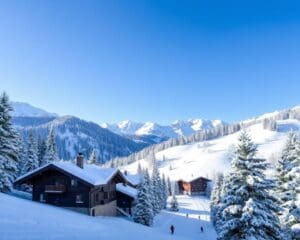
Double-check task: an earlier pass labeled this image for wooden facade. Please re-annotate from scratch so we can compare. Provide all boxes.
[14,163,136,217]
[178,177,211,195]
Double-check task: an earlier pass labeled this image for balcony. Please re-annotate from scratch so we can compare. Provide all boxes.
[45,185,66,193]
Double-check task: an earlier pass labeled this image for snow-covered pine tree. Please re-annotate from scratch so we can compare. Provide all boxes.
[42,126,58,164]
[17,138,27,176]
[217,131,283,240]
[137,162,142,175]
[133,170,154,226]
[0,92,20,192]
[170,192,179,212]
[88,149,97,165]
[22,131,39,174]
[210,172,224,226]
[167,176,172,196]
[37,137,47,167]
[151,160,162,214]
[276,132,300,238]
[161,174,168,209]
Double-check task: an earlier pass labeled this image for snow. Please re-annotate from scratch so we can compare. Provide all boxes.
[11,101,58,117]
[124,173,140,186]
[154,195,217,239]
[0,193,189,240]
[0,192,217,240]
[123,119,300,181]
[16,161,121,186]
[101,119,226,138]
[116,183,137,199]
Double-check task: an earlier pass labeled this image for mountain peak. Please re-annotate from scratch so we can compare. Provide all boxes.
[11,101,58,118]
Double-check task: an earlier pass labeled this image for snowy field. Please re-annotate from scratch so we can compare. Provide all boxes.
[123,119,300,180]
[0,193,216,240]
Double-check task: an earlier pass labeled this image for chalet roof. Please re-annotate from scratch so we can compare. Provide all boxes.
[124,173,140,186]
[179,175,211,183]
[116,183,137,199]
[15,161,123,186]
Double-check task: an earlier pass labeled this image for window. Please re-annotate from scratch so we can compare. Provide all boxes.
[95,193,99,202]
[76,194,83,203]
[71,179,78,187]
[40,194,45,202]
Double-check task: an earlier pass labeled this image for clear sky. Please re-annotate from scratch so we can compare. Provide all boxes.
[1,0,300,124]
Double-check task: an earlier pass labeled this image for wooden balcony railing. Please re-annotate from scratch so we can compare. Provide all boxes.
[45,185,66,193]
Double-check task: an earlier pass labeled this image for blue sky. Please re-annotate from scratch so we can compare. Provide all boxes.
[1,1,300,124]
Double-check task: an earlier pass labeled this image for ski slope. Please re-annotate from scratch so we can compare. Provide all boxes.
[0,193,217,240]
[123,119,300,181]
[155,195,217,239]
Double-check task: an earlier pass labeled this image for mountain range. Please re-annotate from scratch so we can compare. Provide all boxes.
[101,119,226,140]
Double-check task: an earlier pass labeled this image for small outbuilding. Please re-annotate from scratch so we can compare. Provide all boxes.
[177,175,211,195]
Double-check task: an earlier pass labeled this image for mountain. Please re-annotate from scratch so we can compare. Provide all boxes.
[11,102,58,117]
[101,119,226,141]
[122,118,300,182]
[14,115,147,163]
[107,105,300,181]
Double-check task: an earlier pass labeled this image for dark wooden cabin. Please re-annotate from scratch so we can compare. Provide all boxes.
[14,153,137,217]
[178,176,211,195]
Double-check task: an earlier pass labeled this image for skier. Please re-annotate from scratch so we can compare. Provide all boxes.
[186,213,189,218]
[170,225,175,235]
[200,226,204,233]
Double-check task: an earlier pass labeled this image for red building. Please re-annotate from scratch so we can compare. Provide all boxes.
[178,176,211,195]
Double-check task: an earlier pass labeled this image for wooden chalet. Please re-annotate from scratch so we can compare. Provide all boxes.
[177,175,211,195]
[14,153,137,217]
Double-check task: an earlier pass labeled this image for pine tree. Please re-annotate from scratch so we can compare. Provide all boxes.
[151,160,162,214]
[167,176,172,196]
[37,137,47,167]
[276,132,300,238]
[170,192,179,212]
[42,126,58,164]
[161,174,168,209]
[17,138,27,176]
[22,131,39,174]
[133,171,154,226]
[0,92,20,192]
[210,173,224,226]
[88,149,97,164]
[217,131,283,240]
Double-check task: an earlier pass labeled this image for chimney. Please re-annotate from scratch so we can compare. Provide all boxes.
[76,153,84,168]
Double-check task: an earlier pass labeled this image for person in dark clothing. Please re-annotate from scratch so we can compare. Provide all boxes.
[200,226,204,233]
[170,225,175,235]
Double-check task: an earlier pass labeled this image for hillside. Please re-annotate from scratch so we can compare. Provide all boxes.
[122,119,300,181]
[0,193,216,240]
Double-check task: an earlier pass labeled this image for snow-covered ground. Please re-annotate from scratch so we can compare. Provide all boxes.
[155,195,217,239]
[123,119,300,181]
[0,193,216,240]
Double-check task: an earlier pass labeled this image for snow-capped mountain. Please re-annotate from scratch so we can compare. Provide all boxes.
[15,116,147,163]
[11,102,58,117]
[122,118,300,182]
[101,119,226,140]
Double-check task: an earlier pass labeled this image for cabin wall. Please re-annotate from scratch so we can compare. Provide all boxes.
[116,191,134,215]
[178,178,209,195]
[32,170,91,208]
[190,178,208,194]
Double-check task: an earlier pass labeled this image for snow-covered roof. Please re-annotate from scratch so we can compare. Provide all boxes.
[179,174,211,183]
[15,161,122,186]
[116,183,137,199]
[124,173,140,186]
